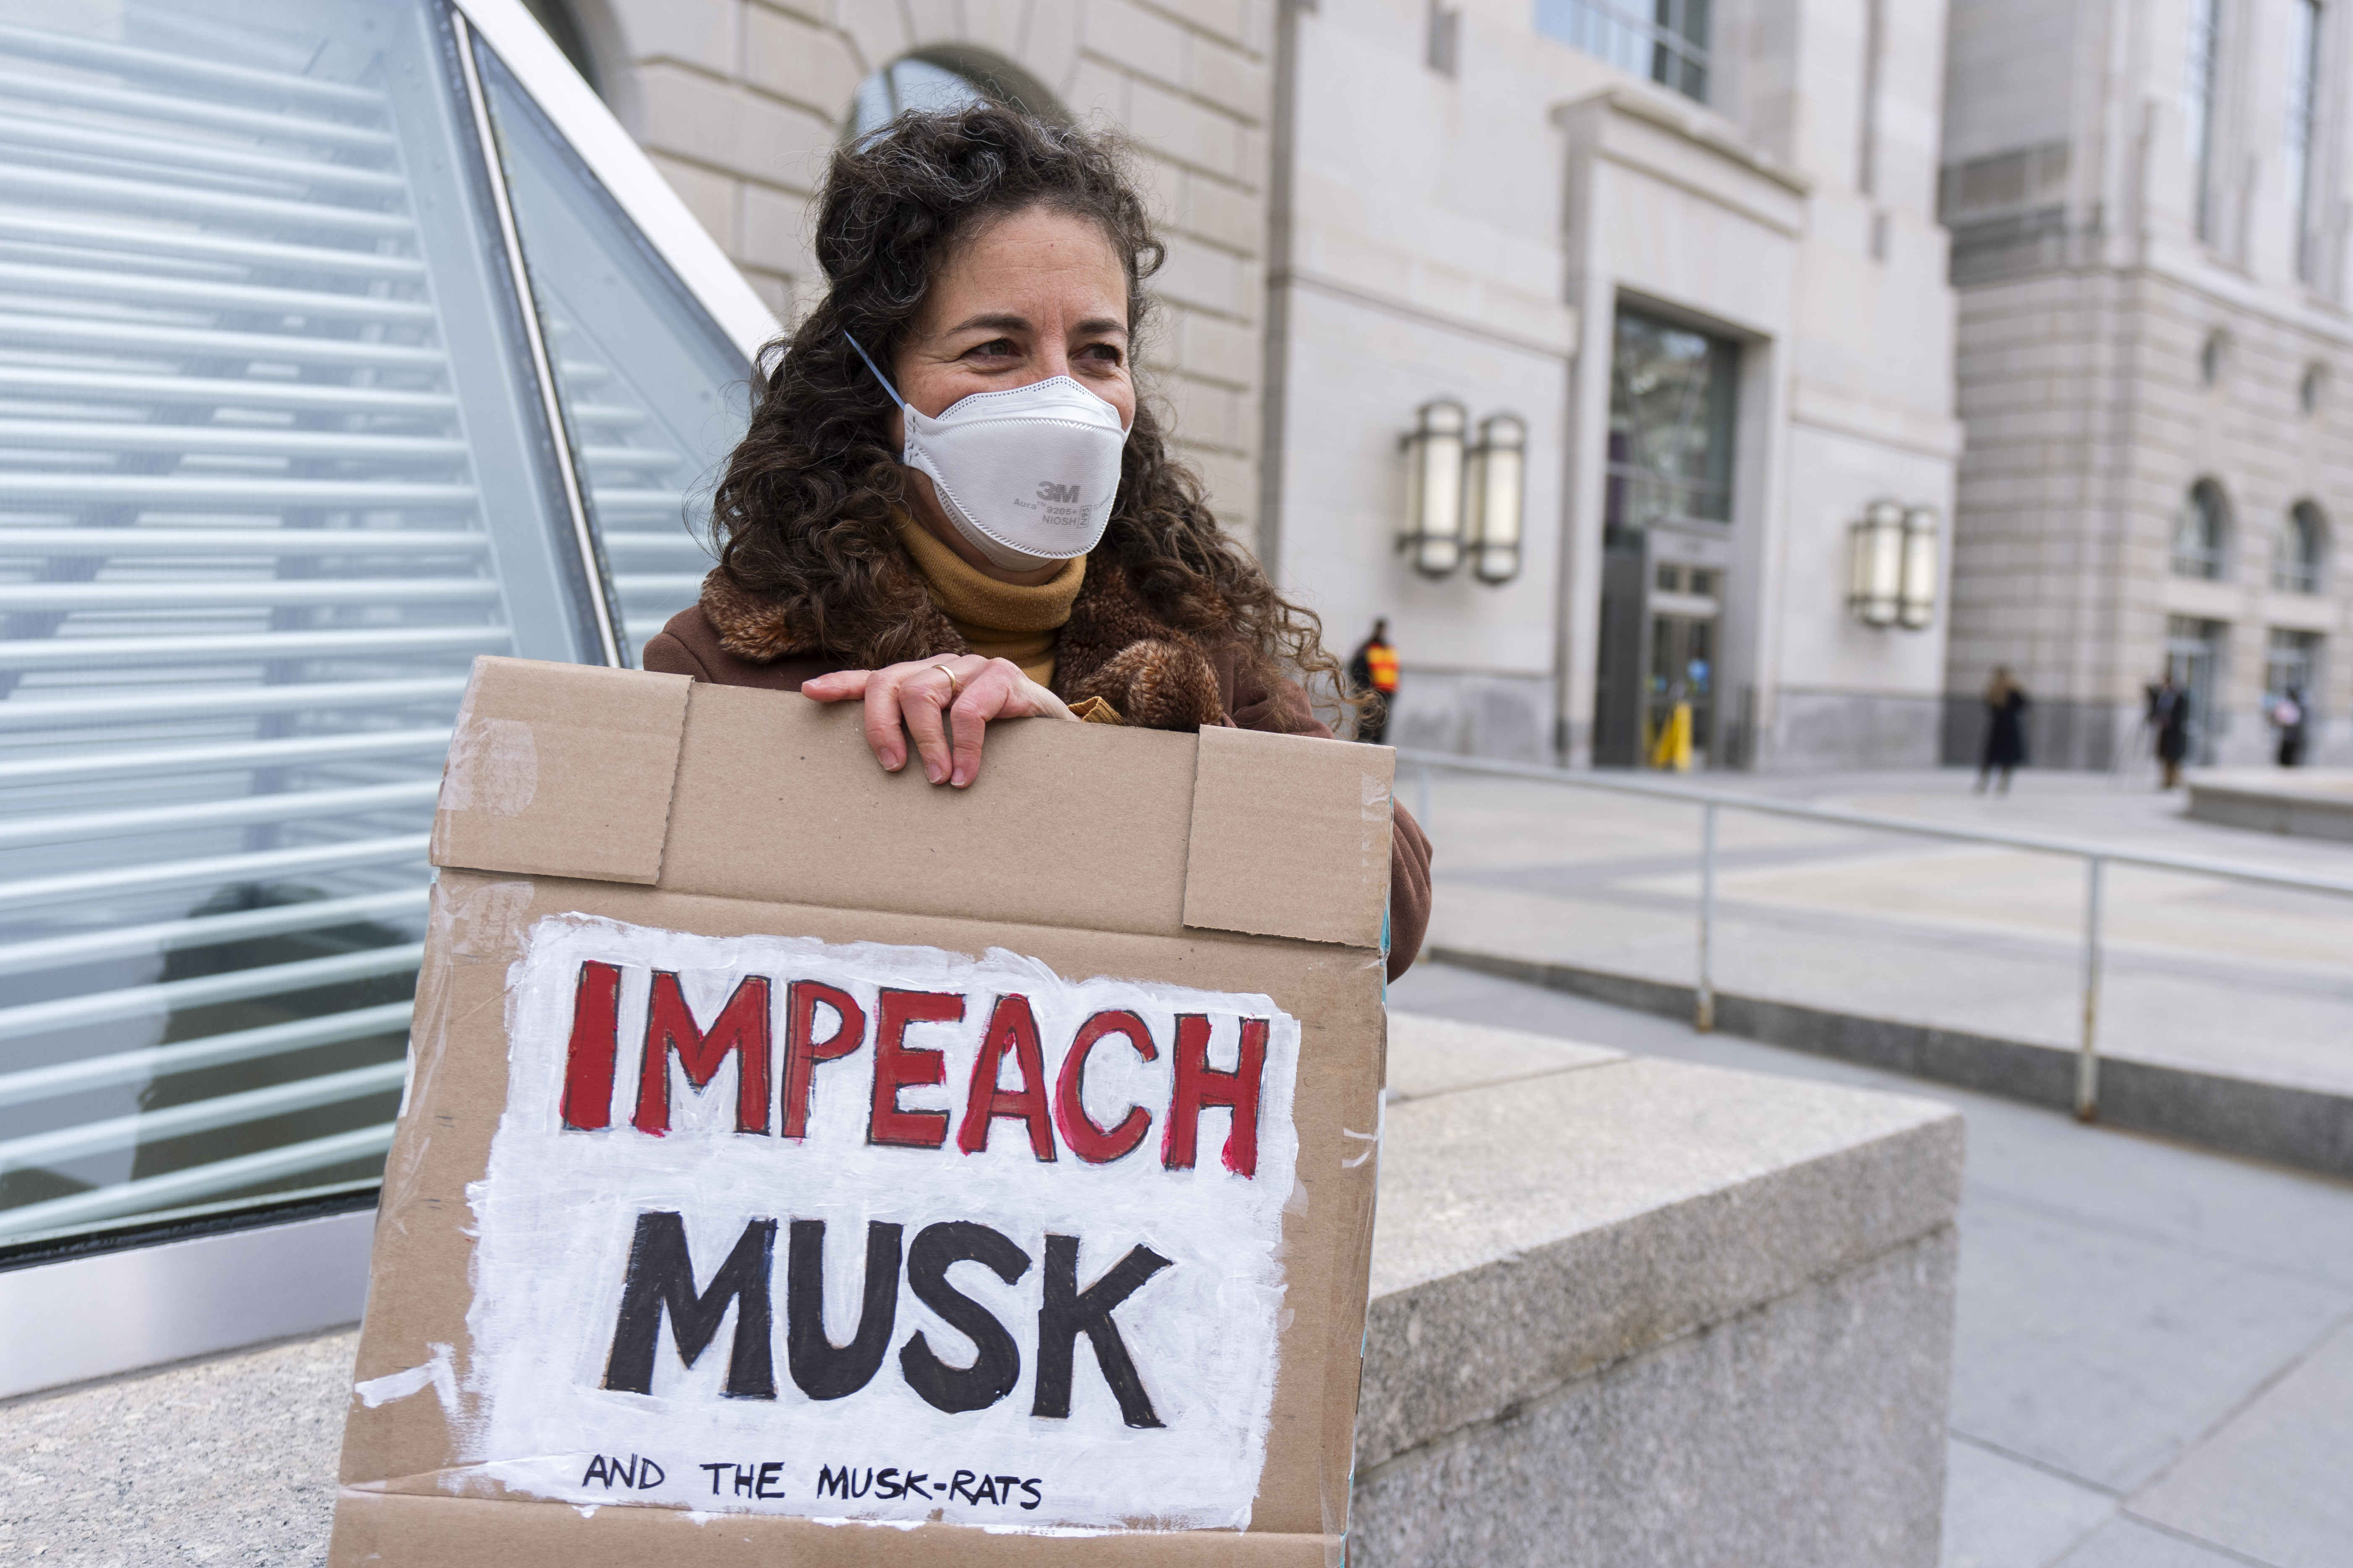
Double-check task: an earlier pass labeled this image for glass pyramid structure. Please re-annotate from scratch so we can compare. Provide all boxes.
[0,0,767,1250]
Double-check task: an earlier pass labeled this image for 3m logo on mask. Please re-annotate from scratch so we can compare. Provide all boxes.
[1036,481,1082,504]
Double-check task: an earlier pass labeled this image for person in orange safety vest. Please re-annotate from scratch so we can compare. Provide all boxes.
[1348,619,1399,745]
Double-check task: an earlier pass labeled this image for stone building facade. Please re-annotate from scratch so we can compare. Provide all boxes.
[1272,0,1960,768]
[1941,0,2353,768]
[528,0,1963,770]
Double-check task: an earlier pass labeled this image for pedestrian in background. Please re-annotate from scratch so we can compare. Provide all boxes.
[1975,666,2028,794]
[2273,685,2308,767]
[1349,618,1398,745]
[2150,674,2191,789]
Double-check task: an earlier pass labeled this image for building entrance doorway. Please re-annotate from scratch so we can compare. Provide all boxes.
[1649,604,1716,765]
[1597,538,1728,766]
[1592,307,1738,768]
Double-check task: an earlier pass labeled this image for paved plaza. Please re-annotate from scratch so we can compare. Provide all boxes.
[0,1323,350,1565]
[1411,764,2353,1098]
[1394,961,2353,1568]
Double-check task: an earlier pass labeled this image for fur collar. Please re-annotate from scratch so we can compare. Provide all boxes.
[697,557,1229,731]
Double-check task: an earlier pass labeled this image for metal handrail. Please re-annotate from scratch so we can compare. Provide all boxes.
[1395,748,2353,1122]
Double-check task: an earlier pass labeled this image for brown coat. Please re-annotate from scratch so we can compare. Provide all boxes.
[643,561,1434,979]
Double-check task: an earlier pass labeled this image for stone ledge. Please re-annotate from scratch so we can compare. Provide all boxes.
[2187,769,2353,843]
[1362,1014,1963,1514]
[1353,1229,1958,1568]
[1383,1013,1625,1102]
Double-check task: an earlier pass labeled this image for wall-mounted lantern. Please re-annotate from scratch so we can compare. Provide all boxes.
[1399,399,1467,576]
[1847,498,1938,629]
[1400,399,1526,584]
[1466,412,1527,584]
[1898,505,1938,629]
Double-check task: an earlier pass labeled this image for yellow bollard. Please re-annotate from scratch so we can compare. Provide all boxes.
[1649,701,1693,773]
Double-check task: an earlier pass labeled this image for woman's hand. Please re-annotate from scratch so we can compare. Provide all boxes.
[801,655,1075,788]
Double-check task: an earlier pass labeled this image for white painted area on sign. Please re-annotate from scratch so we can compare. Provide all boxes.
[355,1341,458,1414]
[461,914,1301,1531]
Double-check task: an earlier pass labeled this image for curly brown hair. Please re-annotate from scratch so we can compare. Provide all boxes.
[707,103,1342,716]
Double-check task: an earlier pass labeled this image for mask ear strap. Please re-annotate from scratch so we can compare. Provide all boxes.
[843,332,906,409]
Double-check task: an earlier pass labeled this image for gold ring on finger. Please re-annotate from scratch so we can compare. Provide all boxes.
[930,661,961,698]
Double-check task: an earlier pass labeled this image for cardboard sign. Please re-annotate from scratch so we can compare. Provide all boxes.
[471,917,1302,1525]
[331,658,1392,1565]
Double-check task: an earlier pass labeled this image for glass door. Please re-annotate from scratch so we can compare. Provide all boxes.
[1646,613,1715,766]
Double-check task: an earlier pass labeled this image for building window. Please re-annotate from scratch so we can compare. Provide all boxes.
[2288,0,2323,280]
[1605,310,1739,539]
[2174,479,2232,578]
[2185,0,2222,242]
[0,0,751,1251]
[2277,501,2328,592]
[2303,363,2327,413]
[845,51,1064,141]
[2268,628,2322,707]
[1536,0,1712,104]
[2201,329,2228,385]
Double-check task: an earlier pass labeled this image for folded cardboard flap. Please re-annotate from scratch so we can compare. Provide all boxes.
[655,682,1203,936]
[430,657,690,886]
[440,664,1396,950]
[1183,724,1394,950]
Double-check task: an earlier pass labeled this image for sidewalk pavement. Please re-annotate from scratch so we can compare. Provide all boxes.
[0,1318,349,1564]
[1393,959,2353,1568]
[1412,764,2353,1099]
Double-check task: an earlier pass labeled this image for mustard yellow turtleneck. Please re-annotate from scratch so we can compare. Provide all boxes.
[896,513,1085,688]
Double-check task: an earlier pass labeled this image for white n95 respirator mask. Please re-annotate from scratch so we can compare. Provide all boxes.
[848,333,1130,570]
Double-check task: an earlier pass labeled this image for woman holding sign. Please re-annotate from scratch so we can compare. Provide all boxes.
[644,106,1432,977]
